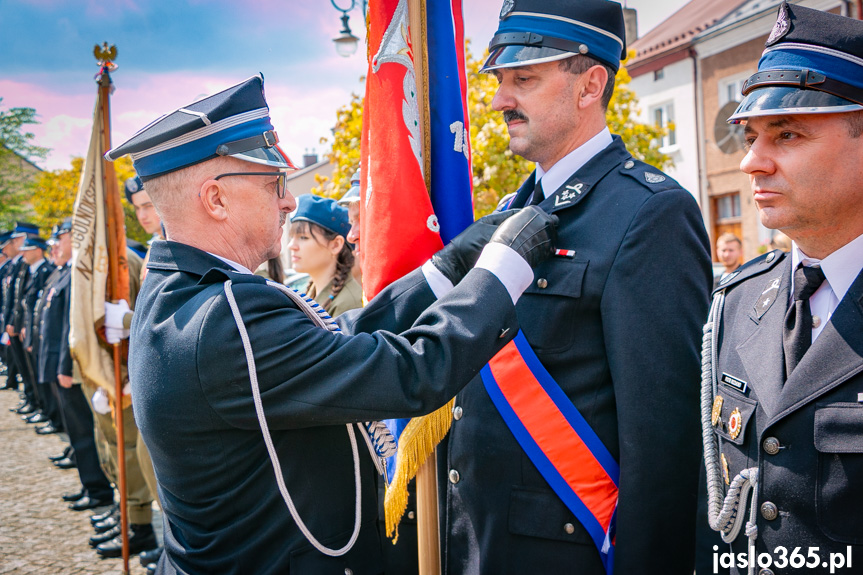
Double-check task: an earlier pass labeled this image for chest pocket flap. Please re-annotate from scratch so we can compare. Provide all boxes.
[523,259,588,298]
[815,403,863,453]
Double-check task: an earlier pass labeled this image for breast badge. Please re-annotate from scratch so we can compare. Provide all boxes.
[711,396,724,427]
[728,408,742,440]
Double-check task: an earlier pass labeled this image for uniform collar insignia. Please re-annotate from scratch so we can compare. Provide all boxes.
[500,0,515,19]
[754,274,783,319]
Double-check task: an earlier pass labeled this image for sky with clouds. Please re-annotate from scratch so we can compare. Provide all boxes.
[0,0,687,172]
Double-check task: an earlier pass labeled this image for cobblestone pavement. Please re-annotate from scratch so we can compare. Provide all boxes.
[0,377,159,575]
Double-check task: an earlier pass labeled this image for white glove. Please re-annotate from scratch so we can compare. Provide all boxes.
[104,299,131,344]
[92,388,111,415]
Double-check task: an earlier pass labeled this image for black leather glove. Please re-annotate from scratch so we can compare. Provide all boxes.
[488,205,558,269]
[431,210,518,285]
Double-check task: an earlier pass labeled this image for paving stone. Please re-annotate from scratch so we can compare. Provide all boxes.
[0,378,157,574]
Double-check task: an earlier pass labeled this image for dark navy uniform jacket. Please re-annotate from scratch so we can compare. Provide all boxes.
[440,136,713,575]
[19,259,54,350]
[36,263,70,384]
[129,241,519,575]
[711,251,863,574]
[2,256,26,329]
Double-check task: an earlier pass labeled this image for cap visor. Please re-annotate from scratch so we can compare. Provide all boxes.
[232,145,296,170]
[481,45,575,72]
[729,86,863,123]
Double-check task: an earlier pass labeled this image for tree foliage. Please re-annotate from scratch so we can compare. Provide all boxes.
[0,99,49,230]
[315,46,671,218]
[31,155,148,243]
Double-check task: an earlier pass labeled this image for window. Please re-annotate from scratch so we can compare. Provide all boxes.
[654,68,665,81]
[650,102,676,148]
[718,72,753,106]
[715,193,741,221]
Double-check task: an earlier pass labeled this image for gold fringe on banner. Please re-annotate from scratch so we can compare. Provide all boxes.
[384,398,455,541]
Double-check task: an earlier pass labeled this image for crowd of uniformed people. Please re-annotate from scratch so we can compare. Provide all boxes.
[4,1,863,574]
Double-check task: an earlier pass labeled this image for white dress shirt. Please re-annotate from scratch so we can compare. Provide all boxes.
[209,253,254,275]
[534,127,613,200]
[791,232,863,342]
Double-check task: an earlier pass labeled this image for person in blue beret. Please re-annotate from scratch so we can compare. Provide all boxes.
[700,4,863,574]
[288,194,362,317]
[103,74,557,574]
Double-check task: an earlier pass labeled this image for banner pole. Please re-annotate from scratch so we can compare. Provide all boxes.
[96,47,131,574]
[407,2,441,574]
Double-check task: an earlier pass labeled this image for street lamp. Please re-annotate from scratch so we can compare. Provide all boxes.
[331,0,366,57]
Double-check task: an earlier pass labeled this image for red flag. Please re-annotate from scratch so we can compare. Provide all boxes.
[360,0,444,299]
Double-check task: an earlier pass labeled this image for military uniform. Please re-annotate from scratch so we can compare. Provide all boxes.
[438,2,712,573]
[440,136,711,575]
[131,241,518,574]
[699,4,863,574]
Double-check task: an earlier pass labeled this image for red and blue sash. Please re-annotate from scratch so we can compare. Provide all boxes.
[481,331,619,574]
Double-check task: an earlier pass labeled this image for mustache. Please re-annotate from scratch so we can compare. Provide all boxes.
[503,110,527,124]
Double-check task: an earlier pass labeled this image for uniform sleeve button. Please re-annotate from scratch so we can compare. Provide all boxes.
[452,406,463,421]
[758,569,775,575]
[345,569,353,575]
[536,278,548,289]
[564,523,575,534]
[408,511,415,520]
[448,469,461,484]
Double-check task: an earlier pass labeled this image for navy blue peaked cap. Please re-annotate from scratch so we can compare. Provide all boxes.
[0,231,12,249]
[729,2,863,122]
[48,218,73,243]
[482,0,626,73]
[20,235,47,252]
[11,222,39,238]
[124,175,144,204]
[291,195,351,240]
[106,75,296,181]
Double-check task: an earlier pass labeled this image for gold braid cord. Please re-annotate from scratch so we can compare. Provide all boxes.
[384,398,454,541]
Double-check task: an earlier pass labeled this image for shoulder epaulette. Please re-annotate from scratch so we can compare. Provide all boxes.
[618,158,681,193]
[712,249,787,295]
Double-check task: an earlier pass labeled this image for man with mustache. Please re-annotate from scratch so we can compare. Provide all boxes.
[701,4,863,573]
[436,1,713,573]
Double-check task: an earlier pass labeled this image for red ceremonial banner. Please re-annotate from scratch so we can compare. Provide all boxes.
[360,0,444,299]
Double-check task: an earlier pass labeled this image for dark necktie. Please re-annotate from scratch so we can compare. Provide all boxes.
[528,179,545,206]
[783,264,826,377]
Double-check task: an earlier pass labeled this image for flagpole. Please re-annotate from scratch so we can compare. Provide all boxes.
[407,2,442,574]
[95,46,132,575]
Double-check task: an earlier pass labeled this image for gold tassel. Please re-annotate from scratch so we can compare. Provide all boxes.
[384,398,455,542]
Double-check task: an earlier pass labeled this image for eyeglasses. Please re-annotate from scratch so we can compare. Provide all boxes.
[214,171,289,199]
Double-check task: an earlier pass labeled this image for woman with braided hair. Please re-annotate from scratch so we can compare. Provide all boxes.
[288,195,362,317]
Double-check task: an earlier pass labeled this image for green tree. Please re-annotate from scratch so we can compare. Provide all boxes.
[0,99,49,230]
[316,46,671,218]
[312,83,364,199]
[31,155,148,243]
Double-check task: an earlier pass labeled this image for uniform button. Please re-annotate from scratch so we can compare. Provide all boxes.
[448,469,460,484]
[452,406,463,421]
[536,278,548,289]
[766,251,776,263]
[408,511,415,520]
[564,523,575,534]
[345,569,353,575]
[812,315,822,328]
[758,569,774,575]
[763,437,781,455]
[624,160,635,169]
[761,501,778,521]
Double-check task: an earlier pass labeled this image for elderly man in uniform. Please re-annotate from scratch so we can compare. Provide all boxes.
[104,75,556,575]
[701,4,863,574]
[435,2,713,574]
